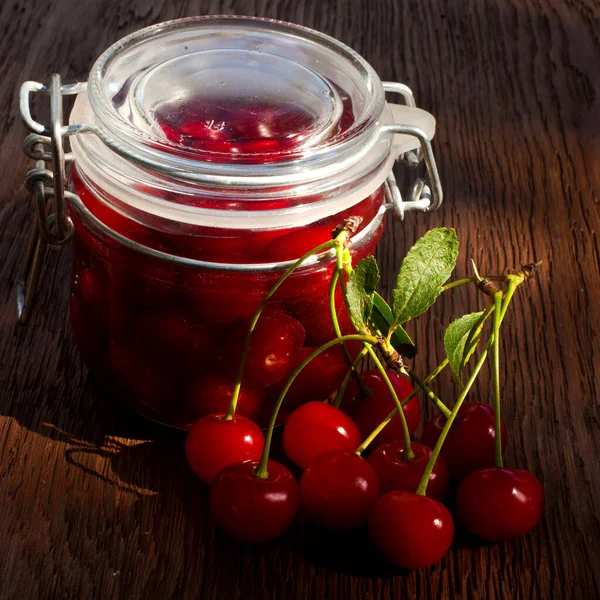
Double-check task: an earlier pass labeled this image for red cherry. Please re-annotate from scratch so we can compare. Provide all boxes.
[71,263,109,365]
[107,340,176,413]
[166,228,261,263]
[210,460,299,542]
[134,307,214,376]
[186,283,264,324]
[299,450,380,530]
[283,402,361,469]
[74,168,178,272]
[420,401,508,480]
[73,167,149,243]
[367,441,449,499]
[288,287,355,346]
[348,370,421,447]
[263,225,334,262]
[272,261,332,302]
[185,374,263,421]
[276,345,349,409]
[70,296,106,367]
[456,467,544,541]
[185,414,264,484]
[112,262,181,310]
[369,491,454,570]
[228,309,306,387]
[71,209,108,261]
[104,222,181,313]
[74,265,107,315]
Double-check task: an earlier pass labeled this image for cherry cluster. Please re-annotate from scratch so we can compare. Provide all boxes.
[186,378,543,569]
[181,226,544,570]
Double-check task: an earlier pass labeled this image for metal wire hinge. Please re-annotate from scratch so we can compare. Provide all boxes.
[382,83,443,220]
[17,74,86,324]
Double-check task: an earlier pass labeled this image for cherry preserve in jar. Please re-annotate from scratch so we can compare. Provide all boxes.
[18,16,442,428]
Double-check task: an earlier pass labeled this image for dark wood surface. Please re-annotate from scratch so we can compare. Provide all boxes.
[1,1,599,598]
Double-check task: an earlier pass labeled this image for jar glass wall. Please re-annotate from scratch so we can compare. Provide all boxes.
[69,173,386,428]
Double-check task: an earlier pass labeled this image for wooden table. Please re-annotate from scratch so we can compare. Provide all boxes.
[1,1,599,598]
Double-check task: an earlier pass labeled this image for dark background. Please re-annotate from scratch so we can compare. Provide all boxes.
[1,1,599,598]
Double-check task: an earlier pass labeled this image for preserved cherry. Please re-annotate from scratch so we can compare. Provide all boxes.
[68,24,391,429]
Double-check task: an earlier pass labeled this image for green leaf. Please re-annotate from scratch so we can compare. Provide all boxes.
[444,311,484,383]
[371,293,417,358]
[392,228,459,324]
[346,257,380,334]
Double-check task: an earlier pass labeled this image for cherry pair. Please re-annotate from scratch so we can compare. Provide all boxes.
[185,413,299,543]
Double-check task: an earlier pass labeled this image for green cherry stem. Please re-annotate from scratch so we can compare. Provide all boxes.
[454,303,496,389]
[224,236,347,421]
[253,334,378,479]
[415,285,519,496]
[492,277,518,466]
[415,331,494,495]
[355,411,395,456]
[355,358,449,455]
[334,247,378,397]
[409,371,451,418]
[365,345,415,461]
[462,304,496,367]
[330,259,366,392]
[332,345,370,409]
[492,291,503,467]
[426,357,450,381]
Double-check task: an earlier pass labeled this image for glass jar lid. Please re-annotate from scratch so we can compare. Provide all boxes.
[112,47,345,159]
[69,16,430,229]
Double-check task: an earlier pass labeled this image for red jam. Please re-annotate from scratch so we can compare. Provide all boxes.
[70,92,386,429]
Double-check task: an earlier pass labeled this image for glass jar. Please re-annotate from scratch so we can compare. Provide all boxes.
[18,16,442,429]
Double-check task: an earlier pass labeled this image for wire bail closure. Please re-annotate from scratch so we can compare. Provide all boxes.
[382,82,443,220]
[17,75,443,324]
[17,74,86,324]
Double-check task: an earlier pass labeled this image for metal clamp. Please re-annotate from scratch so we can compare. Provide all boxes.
[382,123,443,219]
[17,74,82,324]
[382,84,443,219]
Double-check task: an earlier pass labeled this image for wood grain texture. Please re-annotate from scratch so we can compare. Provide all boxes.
[1,0,599,598]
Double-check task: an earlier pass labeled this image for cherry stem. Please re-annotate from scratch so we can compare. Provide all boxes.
[364,345,415,461]
[415,330,494,495]
[492,291,504,467]
[426,357,450,381]
[254,334,379,479]
[461,303,496,376]
[449,303,495,391]
[409,371,451,418]
[334,251,376,395]
[332,345,370,409]
[330,263,366,394]
[224,236,347,421]
[355,358,448,455]
[441,274,505,293]
[493,279,518,466]
[355,411,396,457]
[415,286,519,496]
